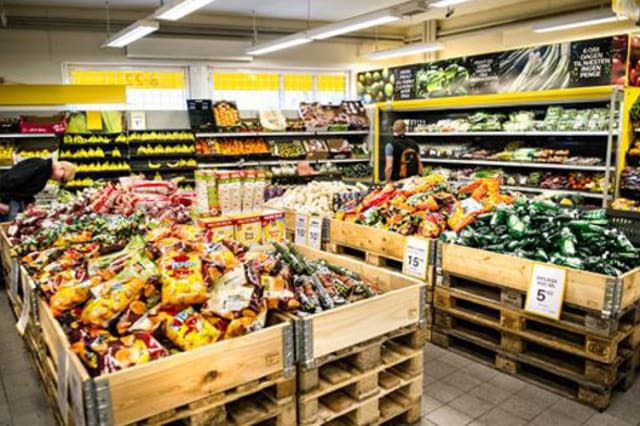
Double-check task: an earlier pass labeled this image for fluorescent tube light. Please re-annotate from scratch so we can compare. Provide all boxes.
[246,35,312,56]
[102,20,159,48]
[367,42,443,60]
[533,9,627,33]
[155,0,218,21]
[430,0,471,7]
[309,11,401,40]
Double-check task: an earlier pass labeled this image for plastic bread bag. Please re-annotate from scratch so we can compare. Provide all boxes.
[81,277,146,328]
[159,251,208,306]
[164,307,221,351]
[100,331,169,374]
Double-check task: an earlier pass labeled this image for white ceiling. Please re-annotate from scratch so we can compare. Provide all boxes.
[6,0,409,21]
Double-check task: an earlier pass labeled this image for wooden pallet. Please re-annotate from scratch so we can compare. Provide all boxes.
[298,326,424,426]
[434,285,639,365]
[432,325,637,410]
[439,271,640,337]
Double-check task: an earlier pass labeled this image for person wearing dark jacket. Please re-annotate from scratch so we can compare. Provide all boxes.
[0,159,75,221]
[384,120,423,182]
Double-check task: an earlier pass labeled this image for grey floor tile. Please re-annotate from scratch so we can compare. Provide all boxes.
[425,405,472,426]
[438,351,473,369]
[583,412,635,426]
[486,372,526,393]
[604,390,640,422]
[515,383,559,408]
[467,422,485,426]
[9,409,56,426]
[477,407,526,426]
[441,370,483,392]
[528,409,583,426]
[462,362,498,381]
[2,370,46,403]
[448,394,494,419]
[468,382,513,405]
[546,398,597,423]
[423,343,448,361]
[423,359,460,380]
[423,381,465,404]
[423,372,440,387]
[421,395,443,416]
[419,418,438,426]
[499,395,546,421]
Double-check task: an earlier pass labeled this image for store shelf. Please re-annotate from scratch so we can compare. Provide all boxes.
[421,157,609,171]
[0,165,11,170]
[0,133,57,139]
[501,185,607,199]
[407,131,610,137]
[198,158,368,169]
[195,130,369,138]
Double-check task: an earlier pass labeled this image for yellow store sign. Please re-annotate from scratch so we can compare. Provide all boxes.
[70,70,186,89]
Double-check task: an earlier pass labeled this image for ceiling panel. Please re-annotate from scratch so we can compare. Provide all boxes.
[6,0,409,21]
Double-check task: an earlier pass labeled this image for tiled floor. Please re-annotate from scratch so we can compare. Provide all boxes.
[0,290,638,426]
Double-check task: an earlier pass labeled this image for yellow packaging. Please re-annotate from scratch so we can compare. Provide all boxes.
[261,212,286,243]
[234,215,262,246]
[199,217,235,242]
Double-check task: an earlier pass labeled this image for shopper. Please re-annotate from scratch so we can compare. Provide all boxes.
[0,159,75,221]
[384,120,423,182]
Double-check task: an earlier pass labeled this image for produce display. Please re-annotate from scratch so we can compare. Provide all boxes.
[415,63,470,98]
[338,175,512,238]
[63,134,119,145]
[128,131,195,143]
[621,167,640,193]
[196,138,269,156]
[213,101,240,128]
[342,163,372,179]
[628,136,640,162]
[139,159,197,170]
[611,198,640,212]
[299,102,329,130]
[270,140,306,159]
[0,142,14,165]
[357,69,394,104]
[259,110,287,132]
[443,200,640,275]
[66,177,96,188]
[194,169,268,216]
[410,106,612,133]
[16,149,56,160]
[303,139,329,160]
[75,161,130,173]
[134,144,194,156]
[340,100,369,130]
[266,181,365,217]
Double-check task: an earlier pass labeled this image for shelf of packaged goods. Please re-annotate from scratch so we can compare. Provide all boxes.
[0,133,58,139]
[195,130,370,138]
[406,131,611,137]
[198,158,368,168]
[420,157,609,171]
[501,185,607,199]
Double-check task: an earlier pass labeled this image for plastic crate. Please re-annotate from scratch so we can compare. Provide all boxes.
[607,208,640,245]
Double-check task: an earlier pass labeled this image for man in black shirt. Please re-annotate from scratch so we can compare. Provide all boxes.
[384,120,423,182]
[0,159,75,220]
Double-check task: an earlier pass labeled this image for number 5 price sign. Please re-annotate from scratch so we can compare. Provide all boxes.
[525,263,567,320]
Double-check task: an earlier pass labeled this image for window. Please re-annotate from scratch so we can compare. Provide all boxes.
[66,65,189,111]
[211,69,349,110]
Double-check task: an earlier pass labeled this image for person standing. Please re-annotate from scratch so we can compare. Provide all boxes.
[0,158,76,221]
[384,120,423,183]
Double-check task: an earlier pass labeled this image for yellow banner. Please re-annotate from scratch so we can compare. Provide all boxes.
[70,70,186,89]
[284,74,312,91]
[0,84,126,105]
[213,72,280,91]
[317,75,346,92]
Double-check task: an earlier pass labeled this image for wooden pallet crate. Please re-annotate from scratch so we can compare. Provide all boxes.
[439,243,640,325]
[434,286,638,365]
[32,282,296,426]
[297,326,424,426]
[431,325,636,410]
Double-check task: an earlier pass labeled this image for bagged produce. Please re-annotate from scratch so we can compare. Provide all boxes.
[81,277,146,328]
[164,307,221,350]
[159,251,208,306]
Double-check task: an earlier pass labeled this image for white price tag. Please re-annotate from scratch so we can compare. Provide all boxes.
[130,111,146,130]
[56,342,69,420]
[402,237,430,280]
[525,263,567,320]
[307,217,323,250]
[15,273,30,335]
[9,259,18,299]
[294,214,308,246]
[68,363,86,426]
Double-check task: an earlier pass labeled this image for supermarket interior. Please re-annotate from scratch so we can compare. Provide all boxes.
[1,0,640,425]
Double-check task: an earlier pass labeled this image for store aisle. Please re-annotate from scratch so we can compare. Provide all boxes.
[0,288,638,426]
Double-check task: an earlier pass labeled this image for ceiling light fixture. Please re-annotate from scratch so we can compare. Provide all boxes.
[155,0,218,21]
[532,9,627,33]
[367,42,443,60]
[246,34,312,55]
[430,0,471,7]
[309,10,401,40]
[102,20,159,48]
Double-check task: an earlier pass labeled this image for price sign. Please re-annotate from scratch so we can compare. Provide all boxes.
[294,214,307,245]
[402,237,430,280]
[15,273,30,335]
[56,342,69,420]
[9,259,18,299]
[525,263,567,320]
[307,217,323,250]
[68,363,86,426]
[130,111,146,130]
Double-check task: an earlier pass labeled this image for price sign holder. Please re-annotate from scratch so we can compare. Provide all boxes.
[294,214,308,246]
[9,259,18,299]
[402,237,430,280]
[15,273,31,335]
[525,263,567,320]
[307,217,323,250]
